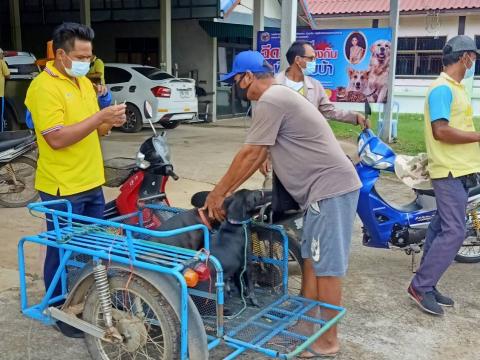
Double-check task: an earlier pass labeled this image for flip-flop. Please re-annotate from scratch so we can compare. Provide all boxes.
[297,347,338,359]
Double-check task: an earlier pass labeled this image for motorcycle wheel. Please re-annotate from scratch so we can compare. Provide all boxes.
[0,156,38,208]
[83,274,181,360]
[455,232,480,263]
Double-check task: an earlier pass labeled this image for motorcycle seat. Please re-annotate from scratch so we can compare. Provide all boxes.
[416,188,435,197]
[468,184,480,198]
[0,130,35,153]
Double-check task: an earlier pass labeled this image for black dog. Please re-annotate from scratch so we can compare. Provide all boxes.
[149,189,268,293]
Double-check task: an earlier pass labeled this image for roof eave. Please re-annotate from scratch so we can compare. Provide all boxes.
[311,8,480,19]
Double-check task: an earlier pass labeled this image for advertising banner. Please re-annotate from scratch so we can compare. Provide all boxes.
[257,28,393,103]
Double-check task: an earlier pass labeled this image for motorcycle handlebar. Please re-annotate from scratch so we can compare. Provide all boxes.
[166,168,179,181]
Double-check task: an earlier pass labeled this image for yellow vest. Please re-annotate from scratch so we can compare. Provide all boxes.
[25,61,105,195]
[424,72,480,179]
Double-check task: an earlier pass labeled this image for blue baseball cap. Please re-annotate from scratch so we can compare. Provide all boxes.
[220,50,273,84]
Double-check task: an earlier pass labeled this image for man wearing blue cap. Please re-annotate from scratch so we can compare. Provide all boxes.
[204,50,361,357]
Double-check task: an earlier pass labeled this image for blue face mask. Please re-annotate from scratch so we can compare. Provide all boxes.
[63,55,90,77]
[464,56,476,79]
[302,60,316,76]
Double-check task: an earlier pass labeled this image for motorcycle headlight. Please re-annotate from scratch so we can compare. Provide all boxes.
[136,151,150,169]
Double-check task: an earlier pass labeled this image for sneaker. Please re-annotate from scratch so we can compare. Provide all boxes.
[432,287,454,307]
[408,284,444,316]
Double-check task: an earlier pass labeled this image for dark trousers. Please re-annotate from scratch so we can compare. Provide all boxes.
[411,175,468,293]
[39,187,105,300]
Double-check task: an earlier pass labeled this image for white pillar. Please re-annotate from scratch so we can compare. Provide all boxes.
[253,0,265,51]
[160,0,172,73]
[280,0,297,71]
[9,0,22,50]
[380,0,400,143]
[80,0,91,27]
[211,37,218,122]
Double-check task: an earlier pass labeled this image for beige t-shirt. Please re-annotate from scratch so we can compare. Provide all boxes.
[245,85,361,209]
[0,59,10,97]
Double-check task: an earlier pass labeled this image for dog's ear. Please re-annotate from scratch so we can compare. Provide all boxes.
[348,67,354,77]
[370,43,377,54]
[225,193,248,223]
[365,69,370,77]
[191,191,210,208]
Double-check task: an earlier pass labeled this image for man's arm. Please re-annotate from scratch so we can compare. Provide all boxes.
[432,120,480,144]
[44,104,126,149]
[427,85,479,144]
[315,81,368,127]
[204,144,268,221]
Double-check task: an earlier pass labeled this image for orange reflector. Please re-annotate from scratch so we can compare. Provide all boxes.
[184,108,190,112]
[158,109,169,112]
[184,268,199,288]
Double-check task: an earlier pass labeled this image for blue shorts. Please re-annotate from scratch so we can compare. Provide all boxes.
[301,190,359,277]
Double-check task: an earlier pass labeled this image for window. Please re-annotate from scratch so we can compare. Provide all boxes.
[475,36,480,76]
[104,66,132,84]
[133,67,174,80]
[115,38,159,67]
[396,36,446,76]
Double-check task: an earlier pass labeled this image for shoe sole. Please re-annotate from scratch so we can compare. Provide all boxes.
[438,302,454,308]
[408,293,444,316]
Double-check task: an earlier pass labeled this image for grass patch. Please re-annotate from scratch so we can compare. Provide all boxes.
[330,113,480,155]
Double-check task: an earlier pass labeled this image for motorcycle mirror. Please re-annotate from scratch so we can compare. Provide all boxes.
[144,101,153,119]
[143,100,157,137]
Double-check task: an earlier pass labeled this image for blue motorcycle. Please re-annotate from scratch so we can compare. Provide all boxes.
[266,104,480,267]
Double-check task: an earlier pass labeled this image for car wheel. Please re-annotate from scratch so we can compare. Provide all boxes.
[121,103,143,133]
[161,121,180,129]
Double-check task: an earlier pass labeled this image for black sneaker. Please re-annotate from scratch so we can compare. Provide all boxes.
[408,285,444,316]
[432,287,454,307]
[54,321,85,338]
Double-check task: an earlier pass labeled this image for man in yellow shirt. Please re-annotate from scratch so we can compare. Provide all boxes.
[25,22,126,337]
[408,35,480,316]
[0,48,11,129]
[87,55,105,85]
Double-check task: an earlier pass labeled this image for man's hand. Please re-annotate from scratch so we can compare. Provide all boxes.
[356,113,370,129]
[99,104,126,127]
[202,189,226,222]
[259,158,272,176]
[95,84,108,96]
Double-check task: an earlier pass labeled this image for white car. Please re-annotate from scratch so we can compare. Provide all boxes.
[104,63,198,132]
[3,51,39,130]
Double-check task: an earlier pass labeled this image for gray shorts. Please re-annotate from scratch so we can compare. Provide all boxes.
[301,190,359,277]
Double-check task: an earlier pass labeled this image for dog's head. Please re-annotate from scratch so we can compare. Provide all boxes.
[370,40,391,65]
[348,68,370,92]
[224,189,270,223]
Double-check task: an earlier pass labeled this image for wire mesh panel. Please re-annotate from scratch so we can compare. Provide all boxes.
[189,222,289,339]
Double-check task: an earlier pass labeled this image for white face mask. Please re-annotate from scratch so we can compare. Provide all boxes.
[62,54,90,77]
[463,55,476,79]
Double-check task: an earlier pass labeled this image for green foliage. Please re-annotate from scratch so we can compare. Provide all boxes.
[330,113,480,155]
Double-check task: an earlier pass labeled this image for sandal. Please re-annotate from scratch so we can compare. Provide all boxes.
[297,347,338,359]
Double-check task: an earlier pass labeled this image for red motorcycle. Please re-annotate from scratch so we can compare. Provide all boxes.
[103,101,178,227]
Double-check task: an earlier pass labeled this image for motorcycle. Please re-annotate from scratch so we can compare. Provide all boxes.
[0,130,38,207]
[103,101,179,226]
[261,102,480,268]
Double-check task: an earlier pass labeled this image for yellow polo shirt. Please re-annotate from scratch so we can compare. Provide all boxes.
[87,58,105,85]
[424,72,480,179]
[25,61,105,196]
[0,59,10,97]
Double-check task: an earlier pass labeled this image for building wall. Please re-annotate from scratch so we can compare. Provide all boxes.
[171,19,216,118]
[234,0,282,19]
